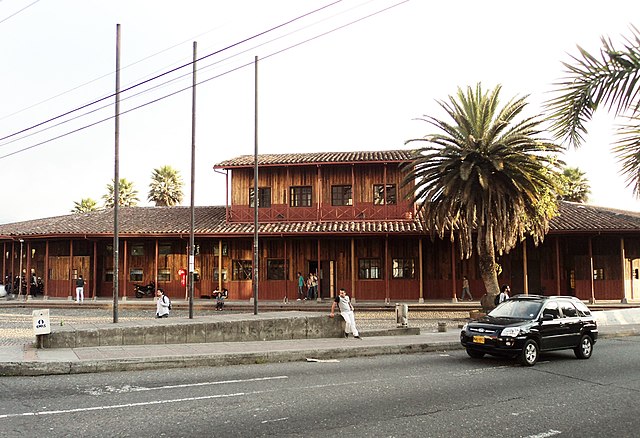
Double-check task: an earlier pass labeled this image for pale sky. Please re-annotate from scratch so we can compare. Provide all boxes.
[1,0,639,224]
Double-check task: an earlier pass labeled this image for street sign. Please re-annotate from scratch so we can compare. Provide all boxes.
[32,309,51,335]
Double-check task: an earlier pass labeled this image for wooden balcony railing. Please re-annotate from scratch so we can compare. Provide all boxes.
[227,201,414,223]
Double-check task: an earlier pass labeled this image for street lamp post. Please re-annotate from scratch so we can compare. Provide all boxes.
[18,239,24,299]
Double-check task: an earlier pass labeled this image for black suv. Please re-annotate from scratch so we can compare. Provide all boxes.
[460,295,598,366]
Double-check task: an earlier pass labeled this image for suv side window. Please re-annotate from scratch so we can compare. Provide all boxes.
[574,301,592,317]
[542,301,560,319]
[559,301,578,318]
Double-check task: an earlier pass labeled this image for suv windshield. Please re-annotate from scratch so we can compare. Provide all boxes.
[489,300,542,319]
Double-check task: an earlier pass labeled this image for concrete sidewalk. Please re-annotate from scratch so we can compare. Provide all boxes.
[1,322,638,377]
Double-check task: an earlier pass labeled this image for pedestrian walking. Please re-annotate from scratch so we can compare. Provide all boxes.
[297,272,305,301]
[495,284,510,305]
[216,288,228,311]
[75,275,85,304]
[156,288,170,318]
[330,288,361,339]
[460,276,473,301]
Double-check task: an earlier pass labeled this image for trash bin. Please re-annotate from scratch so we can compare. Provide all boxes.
[395,303,408,327]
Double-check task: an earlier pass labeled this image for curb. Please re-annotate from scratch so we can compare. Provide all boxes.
[0,341,462,377]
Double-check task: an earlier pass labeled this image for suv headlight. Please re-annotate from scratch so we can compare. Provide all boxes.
[461,323,468,332]
[501,327,521,337]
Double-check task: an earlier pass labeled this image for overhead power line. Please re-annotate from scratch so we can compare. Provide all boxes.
[0,0,343,144]
[0,0,409,161]
[0,0,40,25]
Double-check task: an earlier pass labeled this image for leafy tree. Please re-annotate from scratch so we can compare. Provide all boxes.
[71,198,99,213]
[403,84,562,304]
[102,178,140,208]
[558,166,591,203]
[148,165,184,206]
[546,25,640,195]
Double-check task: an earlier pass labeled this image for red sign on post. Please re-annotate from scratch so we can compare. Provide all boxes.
[178,269,187,287]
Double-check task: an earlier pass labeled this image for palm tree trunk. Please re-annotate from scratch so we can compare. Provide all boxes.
[477,225,499,311]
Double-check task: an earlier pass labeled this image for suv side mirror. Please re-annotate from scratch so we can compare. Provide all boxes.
[542,314,554,322]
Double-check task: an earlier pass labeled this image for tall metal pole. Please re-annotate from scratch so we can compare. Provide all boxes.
[188,41,197,319]
[253,55,259,315]
[113,24,121,323]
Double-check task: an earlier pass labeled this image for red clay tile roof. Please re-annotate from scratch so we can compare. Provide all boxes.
[0,206,424,238]
[1,201,640,239]
[214,149,415,168]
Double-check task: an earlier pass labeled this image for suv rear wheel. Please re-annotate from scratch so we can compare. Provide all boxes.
[574,334,593,359]
[519,339,539,366]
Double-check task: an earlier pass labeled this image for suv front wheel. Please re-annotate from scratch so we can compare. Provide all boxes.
[519,339,539,366]
[574,334,593,359]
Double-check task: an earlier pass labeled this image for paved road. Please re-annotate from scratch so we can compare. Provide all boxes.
[1,337,638,437]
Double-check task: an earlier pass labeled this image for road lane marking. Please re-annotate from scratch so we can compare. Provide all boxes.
[261,417,288,424]
[84,375,288,395]
[523,430,561,438]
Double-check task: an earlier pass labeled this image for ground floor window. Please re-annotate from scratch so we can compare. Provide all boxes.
[213,267,227,282]
[105,269,113,282]
[233,260,252,280]
[392,258,415,279]
[359,258,382,279]
[267,259,285,280]
[130,268,144,282]
[157,268,171,282]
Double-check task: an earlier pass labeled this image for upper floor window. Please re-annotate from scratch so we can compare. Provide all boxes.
[249,187,272,208]
[373,184,397,205]
[130,244,145,256]
[290,186,312,207]
[332,185,352,206]
[392,258,415,279]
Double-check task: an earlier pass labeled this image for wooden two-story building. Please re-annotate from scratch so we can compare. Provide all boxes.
[1,149,640,303]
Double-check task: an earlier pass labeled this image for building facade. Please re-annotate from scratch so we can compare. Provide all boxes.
[1,150,640,303]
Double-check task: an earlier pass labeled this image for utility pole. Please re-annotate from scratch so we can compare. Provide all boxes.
[188,41,197,319]
[113,24,121,323]
[253,55,259,316]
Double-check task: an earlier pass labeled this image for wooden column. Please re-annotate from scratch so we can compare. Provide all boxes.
[588,237,595,303]
[523,239,529,295]
[351,164,355,217]
[316,238,321,300]
[123,240,128,300]
[2,242,5,284]
[450,239,457,302]
[284,238,288,302]
[26,241,31,297]
[555,236,561,295]
[92,241,98,300]
[69,240,74,299]
[286,167,290,220]
[620,237,627,303]
[44,241,49,298]
[419,237,424,303]
[351,238,355,301]
[11,241,15,281]
[385,235,389,304]
[218,240,223,292]
[154,239,159,290]
[383,164,388,219]
[316,165,321,221]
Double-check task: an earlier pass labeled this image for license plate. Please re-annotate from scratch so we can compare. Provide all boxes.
[473,336,485,344]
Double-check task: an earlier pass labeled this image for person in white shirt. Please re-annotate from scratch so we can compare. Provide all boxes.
[330,288,361,339]
[498,285,510,304]
[156,288,170,318]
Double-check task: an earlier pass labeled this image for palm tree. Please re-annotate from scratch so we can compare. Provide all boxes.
[403,84,562,303]
[148,165,184,206]
[102,178,140,208]
[71,198,99,213]
[546,25,640,195]
[559,166,591,203]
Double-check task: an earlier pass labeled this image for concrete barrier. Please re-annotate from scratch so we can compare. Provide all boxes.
[593,308,640,326]
[40,311,344,349]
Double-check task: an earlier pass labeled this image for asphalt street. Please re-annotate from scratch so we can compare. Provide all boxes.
[1,337,638,437]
